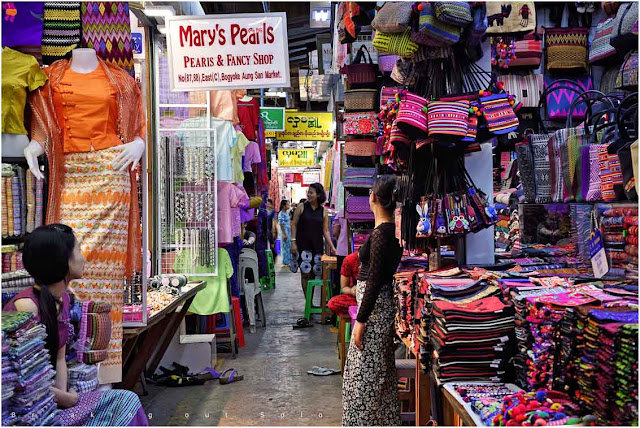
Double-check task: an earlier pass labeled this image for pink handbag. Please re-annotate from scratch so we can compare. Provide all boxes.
[343,112,378,135]
[396,92,429,138]
[380,87,401,107]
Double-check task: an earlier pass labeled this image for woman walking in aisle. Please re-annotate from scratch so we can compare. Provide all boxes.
[277,199,292,266]
[342,176,403,426]
[291,183,336,297]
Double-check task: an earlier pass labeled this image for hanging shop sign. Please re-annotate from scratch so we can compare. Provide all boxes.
[268,111,334,141]
[302,170,321,185]
[260,107,285,131]
[278,149,316,168]
[165,13,290,91]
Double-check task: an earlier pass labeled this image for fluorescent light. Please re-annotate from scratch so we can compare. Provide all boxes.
[143,6,175,17]
[157,25,167,34]
[265,91,287,98]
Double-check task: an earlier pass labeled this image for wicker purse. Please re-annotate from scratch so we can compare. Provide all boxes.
[344,89,379,111]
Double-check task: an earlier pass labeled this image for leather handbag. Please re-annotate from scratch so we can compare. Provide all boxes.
[372,1,415,33]
[343,112,378,135]
[501,74,543,108]
[344,89,379,111]
[433,1,472,27]
[589,17,622,65]
[610,2,638,54]
[510,33,542,68]
[545,27,589,74]
[543,76,593,121]
[373,28,419,58]
[485,2,536,34]
[413,2,461,46]
[616,50,638,90]
[343,45,377,87]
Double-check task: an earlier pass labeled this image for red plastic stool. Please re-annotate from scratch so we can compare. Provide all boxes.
[208,297,245,348]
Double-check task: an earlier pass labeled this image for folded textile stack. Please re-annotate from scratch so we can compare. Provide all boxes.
[612,324,638,426]
[494,202,511,254]
[343,167,376,190]
[1,270,35,307]
[1,165,39,239]
[68,363,99,393]
[509,210,521,254]
[2,331,18,426]
[352,229,372,253]
[2,244,23,273]
[1,311,58,426]
[431,296,515,382]
[597,205,638,278]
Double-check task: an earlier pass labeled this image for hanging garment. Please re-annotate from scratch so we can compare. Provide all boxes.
[41,2,82,65]
[81,2,135,77]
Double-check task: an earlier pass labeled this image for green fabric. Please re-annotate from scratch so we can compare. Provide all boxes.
[232,131,250,183]
[173,248,233,315]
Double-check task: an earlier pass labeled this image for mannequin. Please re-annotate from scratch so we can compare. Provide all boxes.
[26,47,146,384]
[24,48,144,178]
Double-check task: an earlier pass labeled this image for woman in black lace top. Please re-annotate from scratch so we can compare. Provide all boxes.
[342,176,403,426]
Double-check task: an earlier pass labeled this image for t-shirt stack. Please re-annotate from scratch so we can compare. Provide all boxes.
[430,286,514,383]
[1,311,58,426]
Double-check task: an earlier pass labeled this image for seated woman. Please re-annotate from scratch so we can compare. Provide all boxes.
[327,251,359,318]
[4,224,148,426]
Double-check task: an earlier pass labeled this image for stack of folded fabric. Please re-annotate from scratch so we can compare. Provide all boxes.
[598,205,638,278]
[351,229,372,253]
[68,363,99,393]
[612,324,638,426]
[1,311,58,426]
[591,322,626,423]
[431,296,515,382]
[343,167,376,190]
[623,214,638,280]
[1,271,35,307]
[2,245,24,273]
[494,202,511,254]
[2,331,18,426]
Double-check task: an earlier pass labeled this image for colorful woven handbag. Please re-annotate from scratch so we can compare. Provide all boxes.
[343,112,378,135]
[529,133,553,203]
[548,128,570,203]
[610,2,638,54]
[427,100,470,140]
[599,145,625,202]
[515,139,536,203]
[479,94,519,135]
[485,2,536,34]
[396,92,429,138]
[584,144,607,202]
[414,2,461,46]
[380,87,402,108]
[462,101,479,142]
[344,89,379,111]
[343,45,378,87]
[589,17,622,65]
[390,123,411,146]
[510,33,542,68]
[545,27,589,74]
[346,194,374,222]
[543,76,593,121]
[616,50,638,90]
[378,54,399,72]
[373,28,419,58]
[501,74,542,108]
[372,1,415,33]
[433,1,472,27]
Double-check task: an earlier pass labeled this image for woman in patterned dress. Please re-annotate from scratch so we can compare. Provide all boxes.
[277,200,292,266]
[342,176,403,426]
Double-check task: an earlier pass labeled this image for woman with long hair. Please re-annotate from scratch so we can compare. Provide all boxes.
[291,183,337,298]
[4,224,148,426]
[342,176,403,426]
[277,199,292,266]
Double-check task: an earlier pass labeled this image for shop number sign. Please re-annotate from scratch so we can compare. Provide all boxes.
[267,111,333,141]
[165,13,290,91]
[260,107,285,131]
[278,149,316,168]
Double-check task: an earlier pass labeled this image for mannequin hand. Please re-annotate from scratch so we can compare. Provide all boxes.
[112,137,145,172]
[353,321,365,350]
[24,140,45,180]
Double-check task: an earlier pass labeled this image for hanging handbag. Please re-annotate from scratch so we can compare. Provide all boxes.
[501,74,543,108]
[343,45,378,87]
[344,89,379,111]
[543,76,593,121]
[372,2,415,33]
[433,2,473,27]
[427,99,470,140]
[479,93,519,135]
[599,145,625,202]
[338,2,358,44]
[600,66,625,94]
[529,133,554,203]
[390,58,417,86]
[389,123,411,146]
[343,112,378,135]
[485,2,536,34]
[464,3,487,46]
[610,2,638,54]
[380,87,402,108]
[413,2,461,46]
[397,92,429,138]
[378,54,399,73]
[515,139,537,203]
[509,32,542,68]
[373,28,419,58]
[584,144,608,202]
[616,50,638,90]
[589,17,622,65]
[545,27,589,74]
[462,101,479,142]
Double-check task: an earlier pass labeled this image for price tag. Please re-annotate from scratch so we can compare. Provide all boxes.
[500,336,509,343]
[588,229,609,278]
[494,346,504,352]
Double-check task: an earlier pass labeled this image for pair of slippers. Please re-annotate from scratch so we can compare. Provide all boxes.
[196,367,244,385]
[307,366,340,376]
[151,362,205,387]
[293,318,313,329]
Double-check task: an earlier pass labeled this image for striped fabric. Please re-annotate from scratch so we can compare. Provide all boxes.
[560,127,589,202]
[599,146,625,202]
[6,177,14,237]
[589,17,618,64]
[11,177,21,236]
[26,171,36,233]
[462,104,478,142]
[545,27,589,73]
[35,174,44,228]
[397,98,428,137]
[373,28,419,58]
[433,1,472,26]
[415,2,460,46]
[1,177,7,237]
[427,100,469,138]
[584,145,606,202]
[81,2,135,77]
[501,74,542,108]
[480,94,519,135]
[41,2,82,65]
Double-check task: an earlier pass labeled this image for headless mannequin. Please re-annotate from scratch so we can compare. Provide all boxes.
[24,48,145,180]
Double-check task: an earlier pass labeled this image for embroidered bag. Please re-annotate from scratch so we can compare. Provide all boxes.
[464,3,488,46]
[485,2,536,34]
[510,32,542,68]
[529,133,553,203]
[373,28,419,58]
[584,144,607,201]
[616,50,638,90]
[433,2,473,27]
[544,76,593,121]
[372,2,415,33]
[501,74,543,108]
[343,112,378,135]
[545,27,589,74]
[414,2,461,46]
[479,94,519,135]
[397,92,429,138]
[589,17,622,65]
[610,2,638,54]
[427,100,470,140]
[515,139,536,203]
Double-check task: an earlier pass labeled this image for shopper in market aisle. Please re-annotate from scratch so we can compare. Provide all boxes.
[291,183,337,299]
[266,198,276,250]
[4,224,148,426]
[277,199,292,266]
[342,175,403,426]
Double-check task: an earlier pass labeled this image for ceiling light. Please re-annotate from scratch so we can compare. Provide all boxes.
[143,6,175,17]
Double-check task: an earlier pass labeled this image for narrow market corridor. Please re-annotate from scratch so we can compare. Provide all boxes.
[140,264,343,426]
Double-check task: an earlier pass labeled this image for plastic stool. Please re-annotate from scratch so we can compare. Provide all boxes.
[304,280,325,321]
[232,297,245,348]
[265,249,276,289]
[240,248,265,328]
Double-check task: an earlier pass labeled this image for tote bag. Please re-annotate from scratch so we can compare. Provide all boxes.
[501,74,543,108]
[485,2,536,34]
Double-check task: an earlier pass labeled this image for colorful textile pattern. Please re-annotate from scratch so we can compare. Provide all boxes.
[60,149,131,384]
[599,146,625,201]
[81,2,135,77]
[56,389,148,426]
[545,27,589,73]
[427,100,470,138]
[515,141,536,203]
[479,94,519,135]
[548,128,569,203]
[77,301,112,364]
[530,133,553,203]
[2,2,44,47]
[41,2,82,65]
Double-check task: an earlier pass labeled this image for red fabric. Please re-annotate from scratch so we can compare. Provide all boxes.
[328,294,358,318]
[341,252,360,287]
[237,97,260,140]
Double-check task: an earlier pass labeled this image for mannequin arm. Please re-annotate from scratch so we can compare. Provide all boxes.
[112,137,146,172]
[24,140,45,180]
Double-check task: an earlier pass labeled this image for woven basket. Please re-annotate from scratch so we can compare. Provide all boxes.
[545,27,589,74]
[344,89,379,111]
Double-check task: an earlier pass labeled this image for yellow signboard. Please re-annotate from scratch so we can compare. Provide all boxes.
[278,148,316,167]
[266,111,333,141]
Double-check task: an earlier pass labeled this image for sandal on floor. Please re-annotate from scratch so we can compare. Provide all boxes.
[293,318,314,329]
[219,368,244,385]
[195,367,222,381]
[307,366,340,376]
[165,374,206,387]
